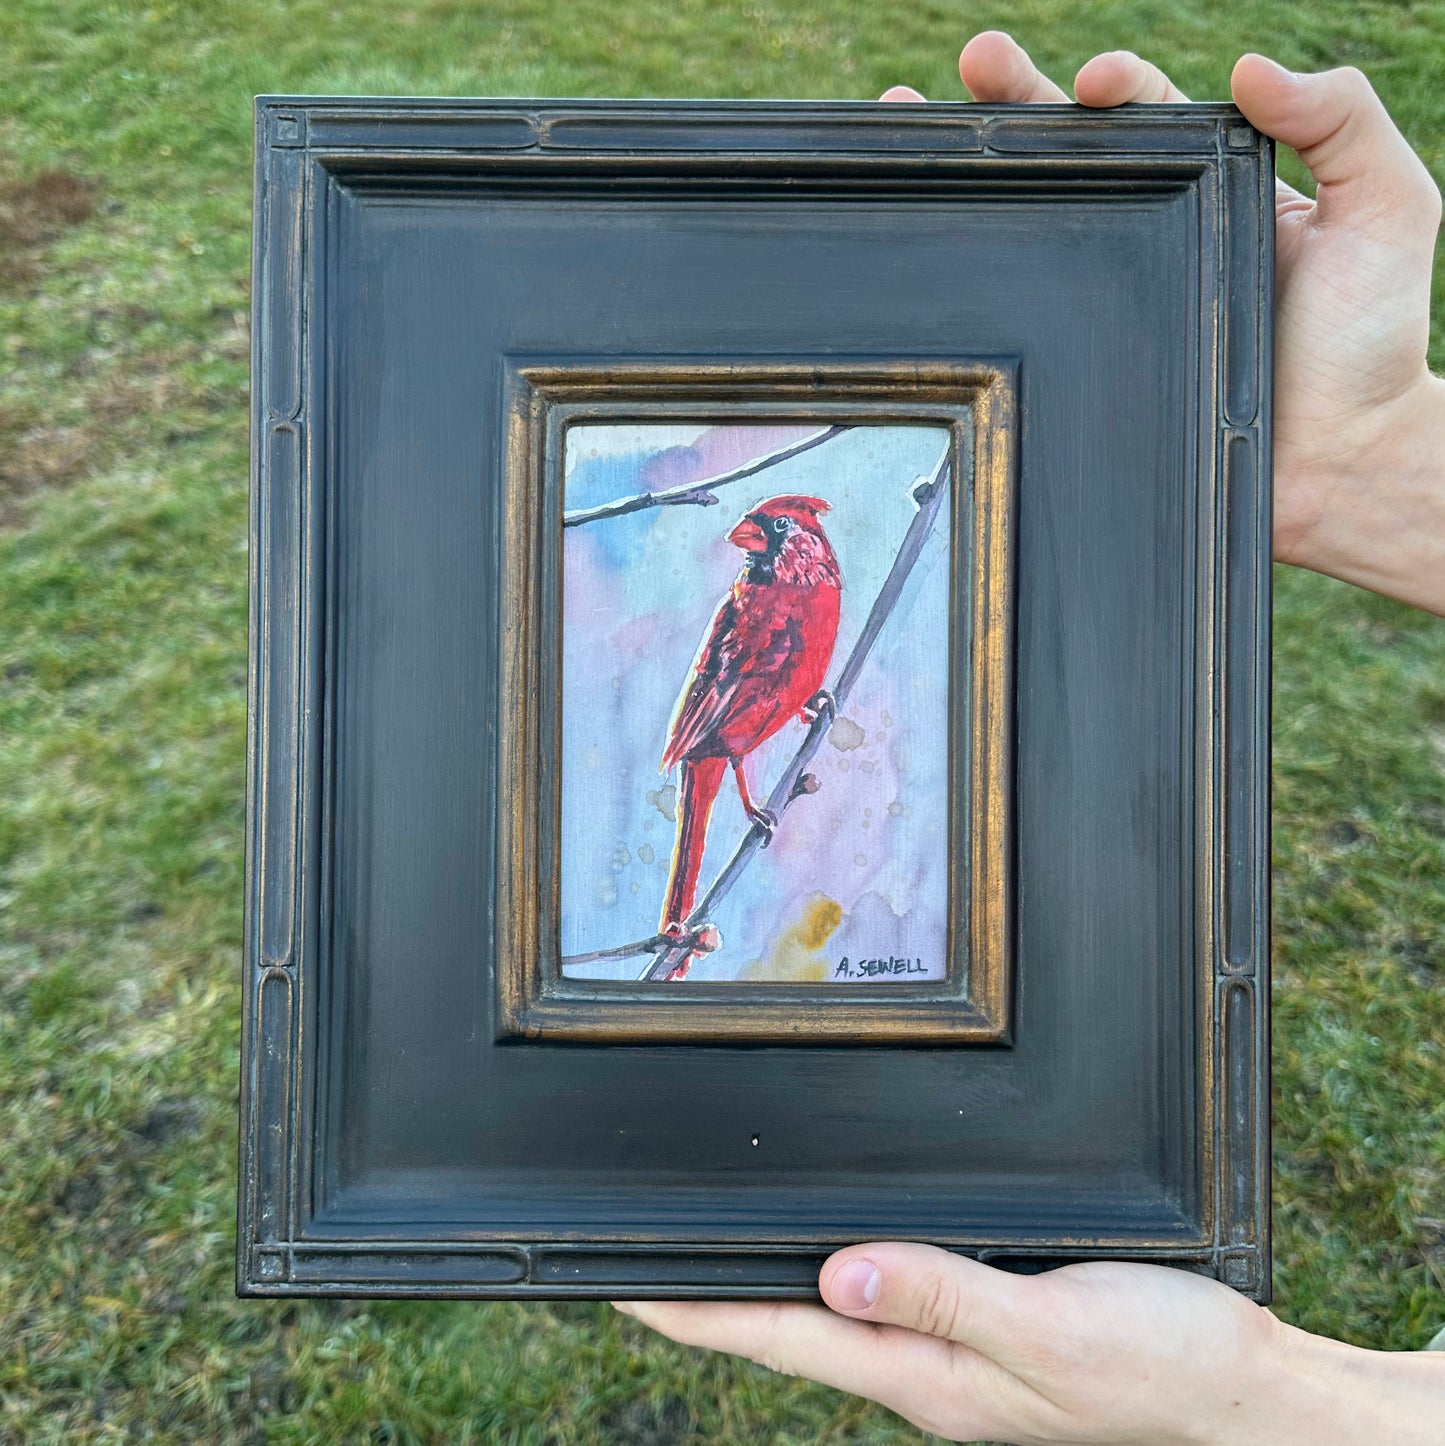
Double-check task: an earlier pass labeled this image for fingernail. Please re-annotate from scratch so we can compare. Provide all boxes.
[831,1258,881,1311]
[1252,53,1297,83]
[611,1301,636,1316]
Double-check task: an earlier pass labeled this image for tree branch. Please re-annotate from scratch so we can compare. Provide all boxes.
[638,443,953,981]
[562,425,851,528]
[561,932,670,966]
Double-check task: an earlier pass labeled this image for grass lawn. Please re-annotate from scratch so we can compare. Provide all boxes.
[1,0,1443,1440]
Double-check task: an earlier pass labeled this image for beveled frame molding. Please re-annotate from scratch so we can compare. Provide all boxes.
[496,361,1016,1044]
[239,96,1274,1302]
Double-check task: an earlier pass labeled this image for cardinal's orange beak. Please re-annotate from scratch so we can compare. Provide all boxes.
[727,516,768,552]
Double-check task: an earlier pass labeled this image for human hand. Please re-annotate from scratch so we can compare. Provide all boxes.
[616,1243,1445,1444]
[883,34,1445,615]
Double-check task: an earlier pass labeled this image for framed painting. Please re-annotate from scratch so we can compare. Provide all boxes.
[496,361,1013,1043]
[240,97,1273,1301]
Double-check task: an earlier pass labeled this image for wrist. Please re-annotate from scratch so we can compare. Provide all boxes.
[1239,1316,1445,1445]
[1276,369,1445,614]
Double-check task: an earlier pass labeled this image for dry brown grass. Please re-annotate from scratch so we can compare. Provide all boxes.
[0,206,249,525]
[0,168,95,292]
[0,168,104,521]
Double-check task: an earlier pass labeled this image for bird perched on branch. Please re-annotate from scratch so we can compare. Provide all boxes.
[657,494,843,978]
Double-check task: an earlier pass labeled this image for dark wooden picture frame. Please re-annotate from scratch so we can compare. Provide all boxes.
[241,97,1273,1300]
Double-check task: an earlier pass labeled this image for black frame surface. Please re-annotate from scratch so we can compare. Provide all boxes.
[240,97,1273,1300]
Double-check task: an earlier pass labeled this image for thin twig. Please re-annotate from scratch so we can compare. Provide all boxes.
[562,425,850,528]
[561,932,670,966]
[638,444,953,981]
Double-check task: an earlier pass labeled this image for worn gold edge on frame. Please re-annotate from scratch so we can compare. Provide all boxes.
[542,365,994,1038]
[971,370,1017,1044]
[493,360,1018,1045]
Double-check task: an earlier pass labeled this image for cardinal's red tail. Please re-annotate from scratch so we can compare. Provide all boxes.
[659,755,727,933]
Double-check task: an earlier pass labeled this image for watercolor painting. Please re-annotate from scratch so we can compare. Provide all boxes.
[559,420,959,985]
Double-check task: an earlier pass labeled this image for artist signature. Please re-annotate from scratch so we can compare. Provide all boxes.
[833,955,928,979]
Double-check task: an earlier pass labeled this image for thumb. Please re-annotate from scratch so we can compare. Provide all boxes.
[1230,54,1441,235]
[820,1242,1039,1361]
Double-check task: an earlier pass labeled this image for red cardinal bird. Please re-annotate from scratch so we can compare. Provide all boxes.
[657,494,843,974]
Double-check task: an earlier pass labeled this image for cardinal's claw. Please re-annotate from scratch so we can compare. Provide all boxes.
[746,806,778,846]
[801,689,837,726]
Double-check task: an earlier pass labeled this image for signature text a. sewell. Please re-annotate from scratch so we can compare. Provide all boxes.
[833,955,928,979]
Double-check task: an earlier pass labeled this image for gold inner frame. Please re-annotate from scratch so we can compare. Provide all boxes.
[497,362,1016,1044]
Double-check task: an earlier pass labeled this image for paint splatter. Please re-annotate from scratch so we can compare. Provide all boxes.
[738,894,844,982]
[646,784,677,822]
[828,715,866,751]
